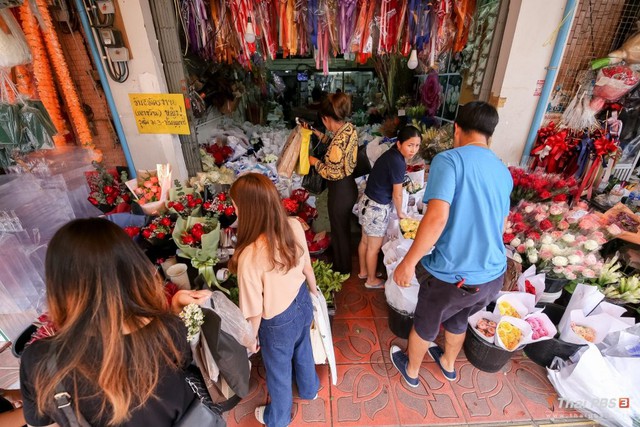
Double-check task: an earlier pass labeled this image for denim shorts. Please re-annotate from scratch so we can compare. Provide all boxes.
[413,263,505,341]
[358,194,392,237]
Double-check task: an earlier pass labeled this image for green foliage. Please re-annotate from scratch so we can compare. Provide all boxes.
[312,260,349,305]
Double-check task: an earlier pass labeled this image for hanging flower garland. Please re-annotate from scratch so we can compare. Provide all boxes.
[14,65,36,99]
[33,0,93,148]
[18,2,67,147]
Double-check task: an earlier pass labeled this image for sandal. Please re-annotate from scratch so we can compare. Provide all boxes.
[254,405,266,424]
[364,279,385,289]
[358,272,383,280]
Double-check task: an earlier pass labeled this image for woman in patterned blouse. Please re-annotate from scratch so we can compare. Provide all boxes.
[308,93,358,274]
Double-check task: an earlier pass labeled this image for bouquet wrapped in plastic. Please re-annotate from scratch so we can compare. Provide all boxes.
[172,216,225,293]
[126,164,172,215]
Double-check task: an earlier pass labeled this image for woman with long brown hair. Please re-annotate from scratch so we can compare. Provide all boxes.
[307,92,358,275]
[228,173,319,427]
[19,218,211,426]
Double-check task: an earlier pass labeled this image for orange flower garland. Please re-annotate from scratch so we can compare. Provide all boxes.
[14,65,36,99]
[18,3,67,146]
[33,0,93,148]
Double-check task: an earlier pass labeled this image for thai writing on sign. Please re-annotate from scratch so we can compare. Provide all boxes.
[129,93,190,135]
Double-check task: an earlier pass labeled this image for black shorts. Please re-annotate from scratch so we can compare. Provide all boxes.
[413,263,504,341]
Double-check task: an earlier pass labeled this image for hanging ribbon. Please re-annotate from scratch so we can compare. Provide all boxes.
[452,0,477,53]
[339,0,357,54]
[574,135,619,201]
[308,0,319,48]
[255,0,278,60]
[349,0,367,54]
[295,0,310,56]
[322,0,340,54]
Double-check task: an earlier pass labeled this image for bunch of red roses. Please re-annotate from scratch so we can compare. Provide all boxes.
[282,189,318,223]
[204,143,234,166]
[509,167,577,204]
[86,161,130,211]
[141,215,175,241]
[203,192,235,218]
[167,193,203,218]
[181,222,215,247]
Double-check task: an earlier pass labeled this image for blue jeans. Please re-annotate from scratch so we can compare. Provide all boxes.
[259,283,320,427]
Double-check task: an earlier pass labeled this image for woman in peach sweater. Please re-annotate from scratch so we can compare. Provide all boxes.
[228,173,319,427]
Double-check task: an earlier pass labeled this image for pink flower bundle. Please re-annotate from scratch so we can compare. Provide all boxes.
[504,200,619,281]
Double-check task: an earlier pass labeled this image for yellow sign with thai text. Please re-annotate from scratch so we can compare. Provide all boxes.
[129,93,190,135]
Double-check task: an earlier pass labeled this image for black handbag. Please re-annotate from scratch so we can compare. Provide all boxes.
[302,139,327,194]
[302,167,327,194]
[352,144,371,178]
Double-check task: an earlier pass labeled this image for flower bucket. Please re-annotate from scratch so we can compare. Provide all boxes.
[523,303,585,368]
[12,323,37,358]
[463,325,513,373]
[544,276,569,293]
[387,303,413,339]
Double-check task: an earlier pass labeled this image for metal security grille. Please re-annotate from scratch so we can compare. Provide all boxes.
[548,0,640,114]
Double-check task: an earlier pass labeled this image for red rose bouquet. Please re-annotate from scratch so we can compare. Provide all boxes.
[204,142,234,166]
[123,226,140,238]
[172,216,225,292]
[282,189,318,224]
[509,167,578,204]
[167,193,203,218]
[203,191,236,228]
[85,161,130,213]
[141,215,175,242]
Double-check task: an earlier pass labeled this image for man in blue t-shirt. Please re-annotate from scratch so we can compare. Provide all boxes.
[390,102,513,385]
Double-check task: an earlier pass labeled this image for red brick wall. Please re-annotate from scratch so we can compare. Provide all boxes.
[56,31,127,169]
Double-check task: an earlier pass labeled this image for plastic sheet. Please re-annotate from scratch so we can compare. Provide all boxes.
[209,291,256,350]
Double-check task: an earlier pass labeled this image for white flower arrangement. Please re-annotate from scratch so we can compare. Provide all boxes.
[263,153,278,164]
[179,303,204,342]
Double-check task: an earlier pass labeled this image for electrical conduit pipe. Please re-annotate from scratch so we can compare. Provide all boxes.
[520,0,578,166]
[72,0,136,178]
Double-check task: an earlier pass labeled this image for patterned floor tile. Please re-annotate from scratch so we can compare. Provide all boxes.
[504,358,580,421]
[226,363,332,427]
[332,318,382,364]
[333,285,375,319]
[374,317,408,368]
[330,363,400,427]
[368,288,390,318]
[387,361,467,425]
[450,359,531,424]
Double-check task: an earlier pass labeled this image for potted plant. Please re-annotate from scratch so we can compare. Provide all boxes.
[312,260,348,317]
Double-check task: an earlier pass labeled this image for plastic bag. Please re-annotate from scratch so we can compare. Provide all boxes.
[297,127,312,175]
[0,9,31,68]
[20,103,55,150]
[0,103,20,145]
[382,240,420,314]
[547,344,640,427]
[209,291,256,351]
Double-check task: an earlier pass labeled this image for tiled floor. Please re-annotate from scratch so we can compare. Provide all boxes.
[226,272,592,427]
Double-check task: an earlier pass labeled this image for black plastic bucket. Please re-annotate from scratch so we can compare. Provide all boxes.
[544,277,569,293]
[11,324,38,358]
[463,325,513,373]
[387,303,413,339]
[523,303,585,368]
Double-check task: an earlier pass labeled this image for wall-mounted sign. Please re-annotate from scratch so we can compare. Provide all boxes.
[129,93,190,135]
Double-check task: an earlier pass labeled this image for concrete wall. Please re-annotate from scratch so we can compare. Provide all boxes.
[103,0,188,180]
[490,0,571,165]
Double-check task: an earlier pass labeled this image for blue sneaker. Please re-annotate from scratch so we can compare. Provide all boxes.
[390,345,419,388]
[428,344,457,381]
